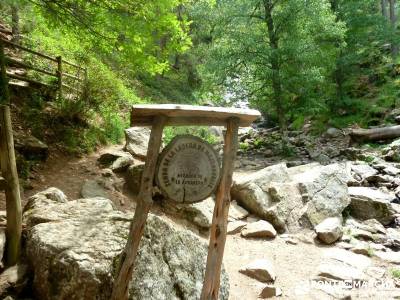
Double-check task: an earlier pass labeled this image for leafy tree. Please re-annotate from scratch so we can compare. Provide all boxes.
[329,0,397,112]
[196,0,345,131]
[22,0,192,75]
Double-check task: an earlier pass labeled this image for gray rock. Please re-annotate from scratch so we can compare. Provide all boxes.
[375,250,400,264]
[316,249,371,281]
[315,217,343,244]
[0,264,28,298]
[101,168,114,177]
[110,155,134,173]
[382,138,400,162]
[80,180,108,198]
[23,187,68,223]
[265,182,305,232]
[348,187,395,225]
[351,242,371,256]
[241,220,277,238]
[232,162,351,232]
[124,127,151,160]
[326,128,342,138]
[125,163,145,194]
[178,197,214,229]
[228,200,249,220]
[294,163,351,227]
[231,164,289,227]
[24,188,229,300]
[231,163,291,227]
[98,150,129,165]
[259,285,282,298]
[350,163,378,183]
[239,259,276,282]
[13,131,48,160]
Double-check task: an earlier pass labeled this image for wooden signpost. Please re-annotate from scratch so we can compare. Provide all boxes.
[156,135,221,204]
[111,104,260,300]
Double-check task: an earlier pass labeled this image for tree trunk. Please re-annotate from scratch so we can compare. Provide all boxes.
[382,0,389,19]
[11,5,19,44]
[389,0,398,56]
[350,125,400,142]
[330,2,345,106]
[263,0,285,133]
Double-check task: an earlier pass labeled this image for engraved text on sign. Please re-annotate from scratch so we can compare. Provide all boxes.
[156,135,221,203]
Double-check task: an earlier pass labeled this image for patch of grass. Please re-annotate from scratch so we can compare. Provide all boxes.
[390,268,400,279]
[239,142,250,151]
[366,246,375,257]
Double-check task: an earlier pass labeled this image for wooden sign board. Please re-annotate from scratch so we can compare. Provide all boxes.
[112,105,261,300]
[156,135,220,203]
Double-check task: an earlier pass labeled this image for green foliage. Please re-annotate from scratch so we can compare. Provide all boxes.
[239,142,250,151]
[196,0,345,125]
[163,126,219,145]
[24,0,192,75]
[391,268,400,279]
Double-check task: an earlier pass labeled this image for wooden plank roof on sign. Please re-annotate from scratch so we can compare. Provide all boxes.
[131,104,261,127]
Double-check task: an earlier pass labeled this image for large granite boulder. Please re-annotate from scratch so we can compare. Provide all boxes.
[23,188,229,300]
[231,163,290,223]
[231,163,351,232]
[293,163,351,227]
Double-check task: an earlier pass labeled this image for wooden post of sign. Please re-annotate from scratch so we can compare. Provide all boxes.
[111,115,166,300]
[0,40,22,266]
[201,117,239,300]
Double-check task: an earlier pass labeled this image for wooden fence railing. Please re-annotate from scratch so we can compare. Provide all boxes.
[0,38,87,98]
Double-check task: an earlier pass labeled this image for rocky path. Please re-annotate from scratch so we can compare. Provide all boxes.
[9,144,327,299]
[4,128,400,299]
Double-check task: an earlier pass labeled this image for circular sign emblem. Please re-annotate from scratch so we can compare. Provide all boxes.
[156,135,221,204]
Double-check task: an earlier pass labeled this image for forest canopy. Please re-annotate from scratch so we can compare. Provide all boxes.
[1,0,399,141]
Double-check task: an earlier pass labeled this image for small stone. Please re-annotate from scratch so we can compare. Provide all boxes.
[351,243,371,256]
[179,197,214,229]
[241,220,277,238]
[326,127,342,138]
[101,168,114,177]
[259,285,282,298]
[125,163,145,194]
[315,217,343,244]
[239,259,276,282]
[227,221,247,234]
[246,215,260,223]
[280,234,298,245]
[111,155,134,173]
[336,242,353,250]
[98,150,127,165]
[375,250,400,264]
[228,201,249,220]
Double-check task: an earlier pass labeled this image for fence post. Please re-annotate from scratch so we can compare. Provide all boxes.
[0,39,22,266]
[56,56,62,99]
